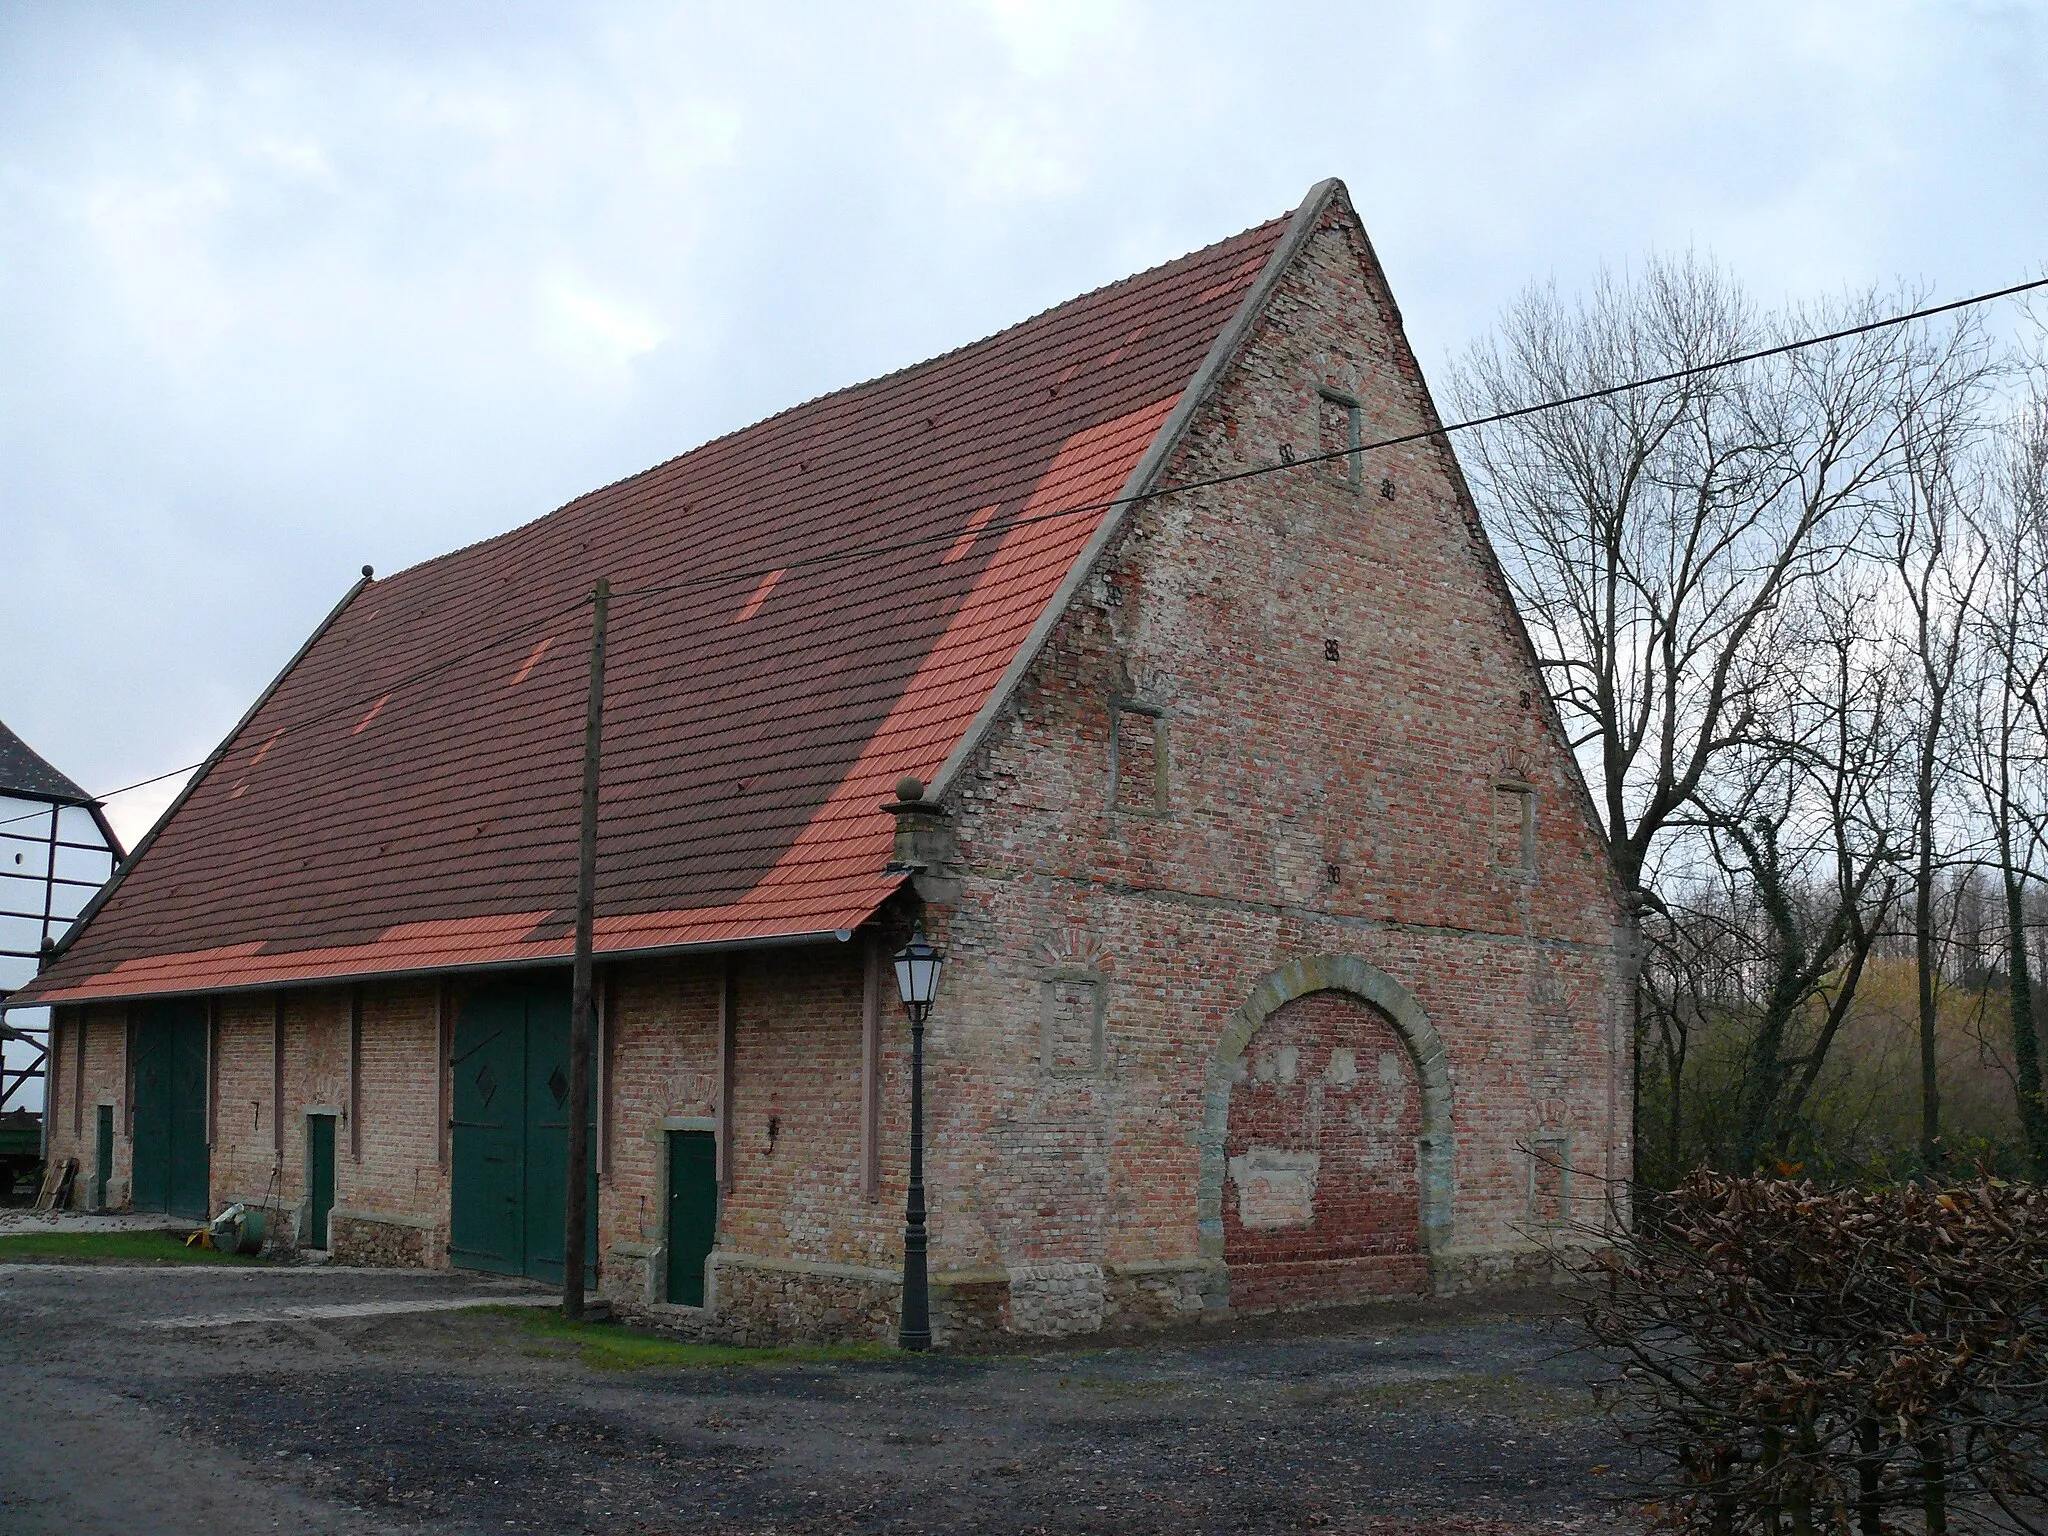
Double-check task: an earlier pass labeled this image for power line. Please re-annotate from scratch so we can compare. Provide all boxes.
[31,270,2048,835]
[0,592,591,834]
[609,274,2048,603]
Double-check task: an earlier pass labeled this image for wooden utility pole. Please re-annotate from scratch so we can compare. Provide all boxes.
[563,576,609,1320]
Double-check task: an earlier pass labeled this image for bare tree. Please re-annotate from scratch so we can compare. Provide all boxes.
[1960,385,2048,1173]
[1452,257,1990,1176]
[1883,411,1992,1168]
[1454,260,1982,897]
[1695,577,1911,1171]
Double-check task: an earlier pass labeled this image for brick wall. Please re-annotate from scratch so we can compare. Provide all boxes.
[344,982,444,1236]
[44,1003,131,1207]
[208,994,279,1207]
[599,957,722,1260]
[929,185,1627,1302]
[599,947,914,1317]
[46,983,445,1254]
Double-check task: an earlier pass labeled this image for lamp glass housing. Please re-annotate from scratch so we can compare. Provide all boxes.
[892,929,944,1013]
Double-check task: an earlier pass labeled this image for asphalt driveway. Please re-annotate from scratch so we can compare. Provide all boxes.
[0,1260,1632,1535]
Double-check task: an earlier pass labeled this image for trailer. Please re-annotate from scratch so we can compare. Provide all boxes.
[0,1102,43,1200]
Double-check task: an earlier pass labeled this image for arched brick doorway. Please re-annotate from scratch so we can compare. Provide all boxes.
[1198,954,1454,1311]
[1222,990,1426,1308]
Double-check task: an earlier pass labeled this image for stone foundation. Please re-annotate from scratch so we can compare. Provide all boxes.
[710,1254,899,1345]
[932,1271,1007,1347]
[600,1242,659,1310]
[1430,1240,1580,1296]
[602,1250,1233,1346]
[329,1208,438,1268]
[610,1250,900,1346]
[1103,1259,1222,1328]
[1006,1261,1104,1335]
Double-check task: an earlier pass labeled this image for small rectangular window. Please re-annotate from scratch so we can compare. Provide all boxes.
[1494,782,1535,872]
[1318,389,1363,490]
[1043,975,1103,1074]
[1112,702,1167,815]
[1529,1134,1571,1226]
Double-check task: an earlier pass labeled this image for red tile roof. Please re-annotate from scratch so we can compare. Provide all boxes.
[22,205,1300,1004]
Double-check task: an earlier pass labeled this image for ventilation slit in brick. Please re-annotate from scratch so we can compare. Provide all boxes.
[1114,707,1163,813]
[1046,978,1099,1072]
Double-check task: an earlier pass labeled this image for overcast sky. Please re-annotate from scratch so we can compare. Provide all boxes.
[3,0,2045,850]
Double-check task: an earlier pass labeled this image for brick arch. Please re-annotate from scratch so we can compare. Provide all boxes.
[1198,955,1454,1275]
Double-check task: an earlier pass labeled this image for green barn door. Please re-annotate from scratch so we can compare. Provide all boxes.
[666,1131,717,1306]
[130,1014,170,1211]
[521,983,596,1286]
[450,980,594,1283]
[93,1104,113,1210]
[451,988,525,1275]
[306,1115,336,1249]
[131,1001,209,1219]
[167,1004,209,1219]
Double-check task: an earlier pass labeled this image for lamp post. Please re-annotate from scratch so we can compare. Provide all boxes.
[891,926,943,1351]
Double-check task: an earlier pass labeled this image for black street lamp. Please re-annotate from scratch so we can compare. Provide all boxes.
[891,926,944,1350]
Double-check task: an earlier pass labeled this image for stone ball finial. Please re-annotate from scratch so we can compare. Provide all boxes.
[361,565,375,580]
[895,775,926,803]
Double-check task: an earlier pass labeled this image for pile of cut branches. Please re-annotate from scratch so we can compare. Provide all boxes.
[1583,1172,2048,1533]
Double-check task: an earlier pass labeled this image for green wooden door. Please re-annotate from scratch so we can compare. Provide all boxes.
[93,1104,113,1210]
[449,979,594,1282]
[520,987,596,1286]
[666,1131,717,1307]
[131,1001,209,1219]
[306,1114,336,1249]
[130,1013,169,1211]
[451,987,525,1275]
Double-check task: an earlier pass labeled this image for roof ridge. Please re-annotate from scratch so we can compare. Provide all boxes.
[382,210,1293,586]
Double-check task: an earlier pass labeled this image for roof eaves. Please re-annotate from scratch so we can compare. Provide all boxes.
[926,178,1344,802]
[35,921,880,1007]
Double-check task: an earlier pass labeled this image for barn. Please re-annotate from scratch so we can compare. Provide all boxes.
[19,179,1630,1342]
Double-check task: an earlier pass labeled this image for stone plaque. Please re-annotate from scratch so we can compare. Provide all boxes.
[1227,1148,1320,1229]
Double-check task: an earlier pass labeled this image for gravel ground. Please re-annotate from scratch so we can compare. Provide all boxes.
[0,1205,194,1234]
[0,1262,1638,1535]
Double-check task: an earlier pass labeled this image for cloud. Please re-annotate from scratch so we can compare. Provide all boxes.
[0,0,2042,825]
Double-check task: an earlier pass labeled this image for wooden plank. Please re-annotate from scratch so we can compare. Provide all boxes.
[861,936,882,1202]
[715,958,735,1194]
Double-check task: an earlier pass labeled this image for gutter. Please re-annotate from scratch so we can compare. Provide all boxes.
[25,920,885,1008]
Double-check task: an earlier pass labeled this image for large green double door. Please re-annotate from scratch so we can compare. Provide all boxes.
[131,1000,209,1219]
[449,980,595,1283]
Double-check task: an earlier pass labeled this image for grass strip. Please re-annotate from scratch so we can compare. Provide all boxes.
[468,1304,898,1371]
[0,1228,266,1265]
